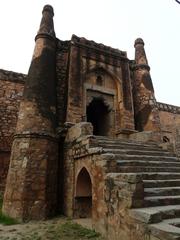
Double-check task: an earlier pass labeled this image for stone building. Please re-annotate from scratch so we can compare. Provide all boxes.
[1,4,180,240]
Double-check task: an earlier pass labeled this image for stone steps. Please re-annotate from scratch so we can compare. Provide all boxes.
[131,208,180,240]
[95,137,158,146]
[131,205,180,224]
[96,136,180,239]
[150,219,180,240]
[145,187,180,197]
[117,160,180,167]
[144,196,180,207]
[114,154,177,161]
[112,172,180,180]
[102,147,175,156]
[143,179,180,188]
[97,142,162,151]
[118,166,180,173]
[141,173,180,180]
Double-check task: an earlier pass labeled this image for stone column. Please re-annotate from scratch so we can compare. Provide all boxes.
[2,5,59,220]
[133,38,160,132]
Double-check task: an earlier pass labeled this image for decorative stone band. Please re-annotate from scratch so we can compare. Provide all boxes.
[35,33,56,42]
[132,64,150,71]
[157,102,180,114]
[71,34,127,59]
[13,132,58,142]
[0,69,26,84]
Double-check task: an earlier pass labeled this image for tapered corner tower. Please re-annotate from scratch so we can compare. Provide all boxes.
[2,5,58,220]
[133,38,161,132]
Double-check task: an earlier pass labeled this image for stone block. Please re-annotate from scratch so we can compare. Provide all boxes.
[65,122,93,142]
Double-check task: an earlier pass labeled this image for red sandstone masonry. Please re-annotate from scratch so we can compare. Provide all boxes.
[3,5,59,220]
[0,5,180,239]
[0,69,26,151]
[133,39,161,132]
[0,69,26,193]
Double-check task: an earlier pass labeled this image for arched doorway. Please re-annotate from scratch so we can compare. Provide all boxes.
[74,167,92,218]
[87,98,110,136]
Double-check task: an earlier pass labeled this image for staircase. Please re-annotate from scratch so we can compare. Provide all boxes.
[95,136,180,240]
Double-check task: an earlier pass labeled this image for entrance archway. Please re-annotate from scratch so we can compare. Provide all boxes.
[75,167,92,218]
[87,98,110,136]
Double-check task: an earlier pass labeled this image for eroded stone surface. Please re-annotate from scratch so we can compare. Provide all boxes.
[0,4,180,240]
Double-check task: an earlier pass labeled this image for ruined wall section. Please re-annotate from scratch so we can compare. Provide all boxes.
[56,40,70,127]
[0,69,26,192]
[157,102,180,152]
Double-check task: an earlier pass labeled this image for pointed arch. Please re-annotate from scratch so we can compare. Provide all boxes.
[74,167,92,218]
[85,65,121,83]
[85,65,123,106]
[76,167,92,197]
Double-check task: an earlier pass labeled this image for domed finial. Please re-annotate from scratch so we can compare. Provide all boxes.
[36,4,55,40]
[42,5,54,16]
[134,37,148,66]
[134,38,144,47]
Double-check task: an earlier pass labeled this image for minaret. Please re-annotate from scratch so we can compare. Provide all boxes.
[133,38,161,132]
[2,5,58,220]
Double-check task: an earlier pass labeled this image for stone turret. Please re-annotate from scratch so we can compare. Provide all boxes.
[2,5,58,220]
[133,38,161,132]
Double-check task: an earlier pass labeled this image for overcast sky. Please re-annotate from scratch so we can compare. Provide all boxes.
[0,0,179,106]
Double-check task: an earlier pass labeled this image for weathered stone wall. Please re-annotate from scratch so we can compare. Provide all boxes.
[0,152,10,194]
[56,40,70,126]
[0,69,26,193]
[0,69,26,151]
[63,122,116,235]
[63,122,158,239]
[103,173,165,240]
[3,5,59,221]
[158,102,180,144]
[65,35,135,136]
[132,39,161,133]
[3,136,58,220]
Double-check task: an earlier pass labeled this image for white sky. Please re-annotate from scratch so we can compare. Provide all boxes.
[0,0,179,106]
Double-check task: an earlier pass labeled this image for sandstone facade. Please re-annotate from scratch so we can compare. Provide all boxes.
[0,70,25,193]
[0,4,180,240]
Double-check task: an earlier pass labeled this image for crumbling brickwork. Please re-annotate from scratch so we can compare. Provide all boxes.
[0,69,26,193]
[3,5,59,220]
[0,69,26,151]
[157,102,180,144]
[0,4,180,240]
[56,40,70,126]
[62,35,135,137]
[132,39,161,132]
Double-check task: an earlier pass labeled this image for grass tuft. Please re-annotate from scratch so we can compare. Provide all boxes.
[0,193,18,225]
[56,221,102,239]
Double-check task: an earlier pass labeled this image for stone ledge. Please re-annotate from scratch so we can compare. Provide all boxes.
[13,132,58,142]
[133,64,150,71]
[71,34,127,59]
[0,69,26,84]
[157,102,180,114]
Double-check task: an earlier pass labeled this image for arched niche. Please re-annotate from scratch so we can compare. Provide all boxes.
[74,167,92,218]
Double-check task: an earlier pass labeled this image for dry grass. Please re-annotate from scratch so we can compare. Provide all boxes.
[0,217,105,240]
[0,193,18,226]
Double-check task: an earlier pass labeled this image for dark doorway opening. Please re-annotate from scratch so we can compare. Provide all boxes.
[87,98,110,136]
[74,168,92,218]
